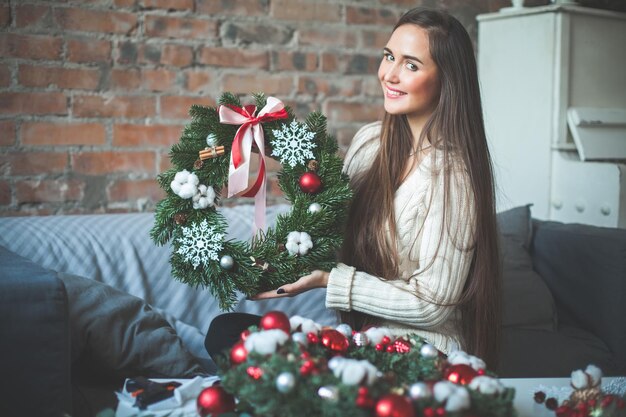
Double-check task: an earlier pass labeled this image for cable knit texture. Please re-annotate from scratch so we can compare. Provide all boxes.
[326,122,476,354]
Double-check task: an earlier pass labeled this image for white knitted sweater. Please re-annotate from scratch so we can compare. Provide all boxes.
[325,122,476,354]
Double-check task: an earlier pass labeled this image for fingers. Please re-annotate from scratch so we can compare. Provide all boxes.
[249,290,291,300]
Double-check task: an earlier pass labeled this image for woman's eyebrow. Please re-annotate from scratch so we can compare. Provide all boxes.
[383,47,423,65]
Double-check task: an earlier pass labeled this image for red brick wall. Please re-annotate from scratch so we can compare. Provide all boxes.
[0,0,511,216]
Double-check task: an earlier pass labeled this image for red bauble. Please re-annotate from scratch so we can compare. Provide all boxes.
[240,329,251,341]
[300,359,315,376]
[444,364,478,385]
[196,386,236,417]
[356,387,375,409]
[320,329,350,354]
[299,172,322,194]
[307,332,319,344]
[246,366,263,380]
[260,311,291,334]
[230,341,248,365]
[375,394,415,417]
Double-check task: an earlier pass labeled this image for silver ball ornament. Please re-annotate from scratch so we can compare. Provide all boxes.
[317,385,339,402]
[335,323,352,338]
[352,332,369,347]
[408,382,432,400]
[206,133,217,147]
[276,372,296,393]
[292,332,308,346]
[307,203,322,214]
[420,343,438,358]
[219,255,235,270]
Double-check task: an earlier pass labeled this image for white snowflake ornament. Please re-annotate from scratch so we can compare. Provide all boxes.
[192,184,216,209]
[285,231,313,256]
[171,170,199,199]
[176,219,224,269]
[271,120,316,168]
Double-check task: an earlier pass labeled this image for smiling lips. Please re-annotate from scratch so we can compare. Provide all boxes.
[384,85,407,98]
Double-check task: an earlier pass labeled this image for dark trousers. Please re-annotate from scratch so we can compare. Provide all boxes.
[205,313,261,363]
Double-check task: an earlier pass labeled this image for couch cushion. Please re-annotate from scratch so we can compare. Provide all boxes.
[497,205,557,330]
[0,246,72,417]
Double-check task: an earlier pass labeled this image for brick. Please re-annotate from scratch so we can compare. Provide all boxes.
[16,179,84,203]
[109,68,141,90]
[141,0,193,11]
[271,0,341,22]
[346,6,398,25]
[0,92,67,115]
[196,0,267,16]
[114,0,136,6]
[334,126,360,148]
[222,22,293,45]
[222,74,293,96]
[113,124,182,147]
[67,38,112,63]
[145,15,217,39]
[0,6,10,28]
[6,152,67,175]
[272,51,318,72]
[321,53,380,74]
[160,96,216,120]
[159,151,172,172]
[117,40,139,64]
[198,47,268,69]
[0,64,10,87]
[324,101,383,123]
[73,95,156,118]
[22,122,106,146]
[55,8,138,34]
[299,28,357,48]
[0,180,9,205]
[298,76,361,98]
[360,29,391,50]
[16,5,55,29]
[0,33,63,60]
[107,179,165,202]
[362,77,382,97]
[184,70,212,93]
[72,151,155,175]
[18,65,100,90]
[141,68,176,92]
[0,120,15,146]
[159,44,194,67]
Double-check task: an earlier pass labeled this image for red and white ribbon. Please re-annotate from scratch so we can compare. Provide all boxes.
[219,96,288,234]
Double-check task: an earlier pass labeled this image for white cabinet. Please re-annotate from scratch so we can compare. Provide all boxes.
[477,5,626,228]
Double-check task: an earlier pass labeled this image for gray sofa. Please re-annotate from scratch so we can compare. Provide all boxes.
[1,204,624,416]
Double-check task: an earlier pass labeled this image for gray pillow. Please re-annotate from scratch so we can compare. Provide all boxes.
[497,205,557,330]
[60,273,207,379]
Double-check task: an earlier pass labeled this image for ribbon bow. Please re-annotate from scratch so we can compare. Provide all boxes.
[219,96,288,234]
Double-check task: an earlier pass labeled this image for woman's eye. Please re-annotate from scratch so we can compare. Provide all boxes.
[384,53,394,62]
[406,62,418,71]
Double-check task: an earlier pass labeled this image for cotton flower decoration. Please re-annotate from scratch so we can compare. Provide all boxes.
[192,184,216,209]
[285,231,313,256]
[434,381,471,412]
[468,376,506,395]
[364,327,393,345]
[328,357,379,386]
[244,329,289,355]
[289,315,322,334]
[171,170,199,199]
[571,364,602,389]
[448,350,486,371]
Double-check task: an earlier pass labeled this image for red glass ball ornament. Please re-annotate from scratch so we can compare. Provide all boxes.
[307,332,319,344]
[393,338,411,354]
[477,368,486,375]
[320,329,350,354]
[196,386,236,417]
[386,344,395,353]
[246,366,263,380]
[555,405,573,417]
[375,394,415,417]
[240,329,251,341]
[376,343,384,351]
[356,387,375,409]
[300,359,315,376]
[423,407,435,417]
[444,364,478,385]
[435,407,446,417]
[381,336,392,345]
[260,311,291,334]
[229,341,247,365]
[299,172,322,194]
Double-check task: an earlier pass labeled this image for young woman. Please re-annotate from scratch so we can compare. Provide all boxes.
[207,7,501,369]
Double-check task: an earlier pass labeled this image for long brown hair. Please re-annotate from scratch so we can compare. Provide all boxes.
[341,7,501,368]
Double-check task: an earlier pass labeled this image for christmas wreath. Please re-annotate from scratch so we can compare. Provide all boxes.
[196,311,517,417]
[151,93,352,310]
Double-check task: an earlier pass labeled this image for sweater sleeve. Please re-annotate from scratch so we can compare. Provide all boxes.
[326,169,476,330]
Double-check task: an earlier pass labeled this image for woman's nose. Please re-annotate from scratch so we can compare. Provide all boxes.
[383,63,399,83]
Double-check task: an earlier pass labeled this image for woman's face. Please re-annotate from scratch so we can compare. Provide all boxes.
[378,24,440,125]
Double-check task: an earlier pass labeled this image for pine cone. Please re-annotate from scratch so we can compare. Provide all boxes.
[194,159,204,170]
[174,213,188,225]
[570,387,601,405]
[307,160,319,172]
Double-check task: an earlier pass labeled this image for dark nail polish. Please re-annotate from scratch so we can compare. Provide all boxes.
[277,288,285,294]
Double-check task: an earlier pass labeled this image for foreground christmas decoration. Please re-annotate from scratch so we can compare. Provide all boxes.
[212,311,516,417]
[151,93,352,310]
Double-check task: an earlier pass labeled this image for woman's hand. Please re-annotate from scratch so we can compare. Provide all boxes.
[251,270,330,300]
